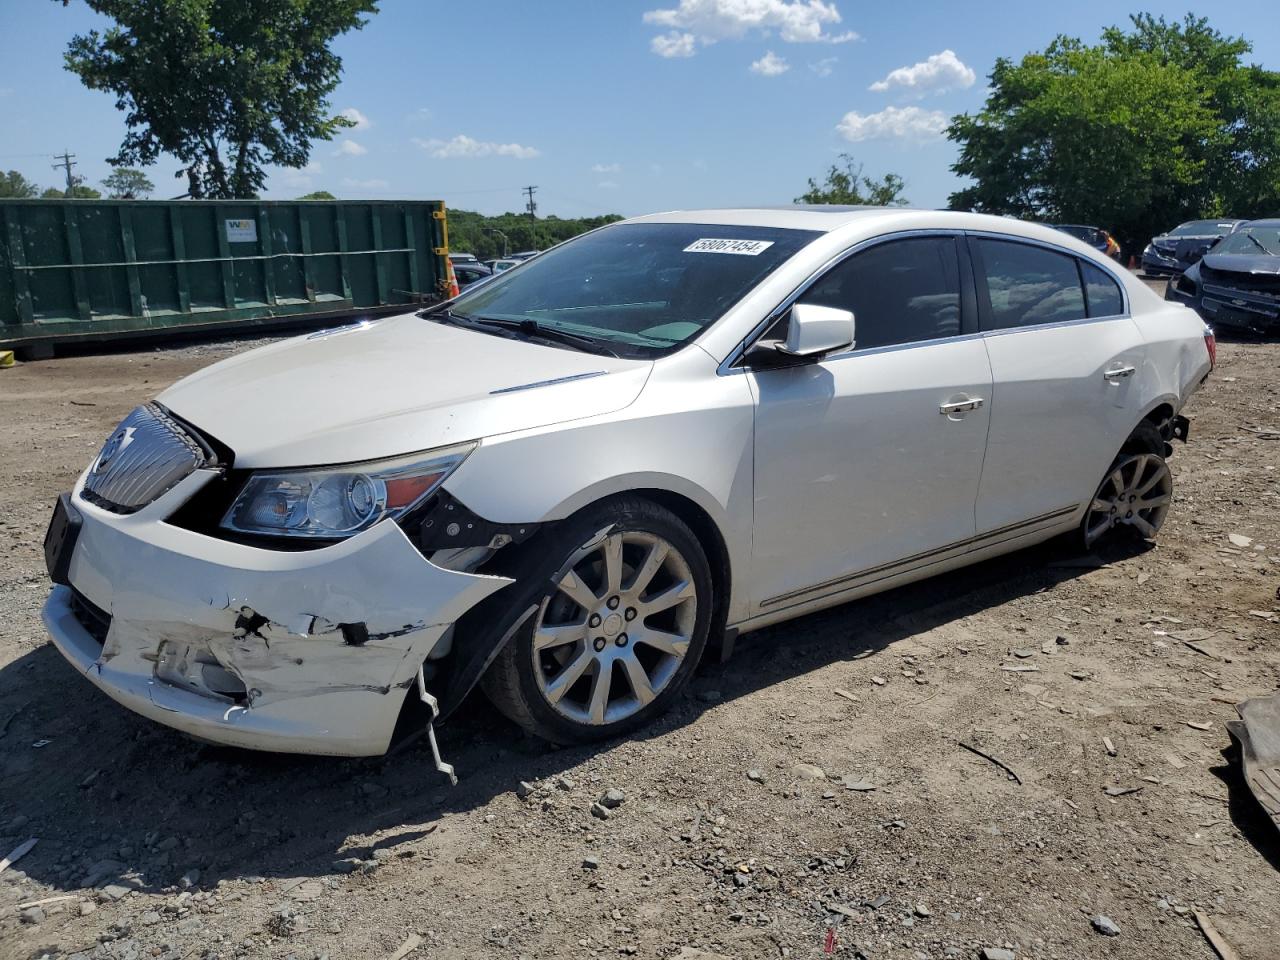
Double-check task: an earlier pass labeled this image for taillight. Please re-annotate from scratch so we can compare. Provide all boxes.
[1204,327,1216,369]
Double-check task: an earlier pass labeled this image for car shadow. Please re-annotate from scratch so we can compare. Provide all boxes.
[0,536,1144,896]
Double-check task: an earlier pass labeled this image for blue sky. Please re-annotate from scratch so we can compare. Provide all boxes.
[2,1,1277,217]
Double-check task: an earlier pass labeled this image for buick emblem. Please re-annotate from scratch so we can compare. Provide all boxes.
[96,426,136,473]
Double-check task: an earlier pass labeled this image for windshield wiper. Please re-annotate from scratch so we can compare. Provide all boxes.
[1240,233,1273,256]
[465,316,620,357]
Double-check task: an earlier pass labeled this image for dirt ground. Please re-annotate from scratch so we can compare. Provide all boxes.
[1,307,1278,960]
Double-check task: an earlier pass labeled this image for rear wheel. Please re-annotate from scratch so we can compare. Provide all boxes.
[1080,423,1173,548]
[481,497,713,744]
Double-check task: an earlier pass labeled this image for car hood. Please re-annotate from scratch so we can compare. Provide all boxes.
[158,313,652,467]
[1201,253,1280,276]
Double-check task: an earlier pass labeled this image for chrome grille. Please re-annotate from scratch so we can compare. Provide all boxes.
[82,404,208,513]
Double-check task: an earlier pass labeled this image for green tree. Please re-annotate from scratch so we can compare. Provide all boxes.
[56,0,378,199]
[297,190,337,200]
[102,166,154,198]
[796,154,908,206]
[41,176,103,199]
[0,170,41,198]
[445,210,624,261]
[947,15,1280,253]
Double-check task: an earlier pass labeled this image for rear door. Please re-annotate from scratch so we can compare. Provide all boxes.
[747,234,993,612]
[969,236,1144,535]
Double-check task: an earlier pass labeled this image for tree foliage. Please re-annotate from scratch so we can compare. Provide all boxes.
[445,210,625,261]
[297,190,338,200]
[102,167,154,199]
[42,176,102,199]
[57,0,378,199]
[948,14,1280,252]
[0,170,40,199]
[796,154,909,206]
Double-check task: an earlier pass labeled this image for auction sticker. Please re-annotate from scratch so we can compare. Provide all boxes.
[684,238,775,256]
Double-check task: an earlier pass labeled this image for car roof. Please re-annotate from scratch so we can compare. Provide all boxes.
[1241,218,1280,228]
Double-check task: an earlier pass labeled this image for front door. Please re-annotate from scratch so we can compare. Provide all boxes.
[747,234,993,613]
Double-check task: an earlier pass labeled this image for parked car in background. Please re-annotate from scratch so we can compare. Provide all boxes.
[507,250,539,261]
[485,258,522,273]
[1052,224,1122,260]
[449,252,480,264]
[1142,219,1244,277]
[452,261,492,289]
[1166,219,1280,334]
[41,207,1212,765]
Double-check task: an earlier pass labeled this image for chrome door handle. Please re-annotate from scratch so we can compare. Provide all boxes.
[939,398,984,415]
[1104,365,1136,381]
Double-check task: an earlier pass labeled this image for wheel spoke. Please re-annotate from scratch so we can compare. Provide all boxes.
[1084,516,1112,546]
[602,534,625,596]
[1136,493,1171,510]
[533,622,583,652]
[621,655,656,706]
[556,568,599,612]
[1130,514,1159,539]
[1091,497,1113,513]
[1136,467,1167,496]
[1126,454,1148,492]
[635,627,690,659]
[587,662,612,723]
[544,648,593,704]
[641,579,695,617]
[628,541,669,596]
[1109,470,1125,496]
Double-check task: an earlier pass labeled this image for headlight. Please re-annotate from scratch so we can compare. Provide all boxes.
[221,442,474,539]
[1143,244,1153,255]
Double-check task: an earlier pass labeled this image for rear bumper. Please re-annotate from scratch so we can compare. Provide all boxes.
[43,470,512,756]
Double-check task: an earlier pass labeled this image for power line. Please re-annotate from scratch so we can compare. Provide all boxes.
[523,185,538,220]
[52,150,77,193]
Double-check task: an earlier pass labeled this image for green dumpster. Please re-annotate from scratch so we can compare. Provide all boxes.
[0,199,454,357]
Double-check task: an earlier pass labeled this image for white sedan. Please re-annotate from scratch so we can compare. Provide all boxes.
[42,207,1213,769]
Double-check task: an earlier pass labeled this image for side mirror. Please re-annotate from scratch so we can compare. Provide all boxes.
[779,303,855,358]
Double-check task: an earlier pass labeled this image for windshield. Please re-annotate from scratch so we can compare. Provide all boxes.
[435,222,821,358]
[1212,226,1280,257]
[1170,220,1237,237]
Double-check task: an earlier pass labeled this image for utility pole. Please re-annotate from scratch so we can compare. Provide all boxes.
[523,185,538,221]
[52,150,78,194]
[487,228,509,258]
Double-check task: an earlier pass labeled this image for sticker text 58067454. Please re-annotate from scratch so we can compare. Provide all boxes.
[683,238,775,256]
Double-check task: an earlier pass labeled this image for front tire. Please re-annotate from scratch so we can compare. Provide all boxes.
[481,496,713,744]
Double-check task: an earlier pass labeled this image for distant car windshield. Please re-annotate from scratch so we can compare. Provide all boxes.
[436,222,821,358]
[1212,226,1280,257]
[1055,225,1101,243]
[1170,220,1236,237]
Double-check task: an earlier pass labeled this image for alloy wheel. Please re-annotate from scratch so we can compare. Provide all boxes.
[1083,453,1173,547]
[532,531,697,726]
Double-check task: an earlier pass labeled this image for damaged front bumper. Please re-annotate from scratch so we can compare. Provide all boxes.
[41,469,512,757]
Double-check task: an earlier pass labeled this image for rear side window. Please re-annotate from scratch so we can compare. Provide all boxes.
[976,239,1086,329]
[798,236,963,350]
[1081,262,1124,317]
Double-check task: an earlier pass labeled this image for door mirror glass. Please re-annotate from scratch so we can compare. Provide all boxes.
[778,303,855,357]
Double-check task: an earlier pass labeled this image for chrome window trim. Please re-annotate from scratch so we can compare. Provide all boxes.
[964,229,1132,322]
[718,228,966,376]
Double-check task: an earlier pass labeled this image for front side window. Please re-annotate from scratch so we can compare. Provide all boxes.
[976,239,1086,330]
[437,222,821,358]
[796,236,963,351]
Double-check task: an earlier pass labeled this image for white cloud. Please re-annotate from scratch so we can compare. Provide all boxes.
[836,105,948,142]
[651,30,696,57]
[750,51,790,76]
[412,135,540,160]
[343,177,390,190]
[597,180,620,190]
[644,0,857,56]
[333,140,368,157]
[339,107,372,130]
[592,163,622,174]
[276,162,323,191]
[809,56,837,77]
[869,49,975,96]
